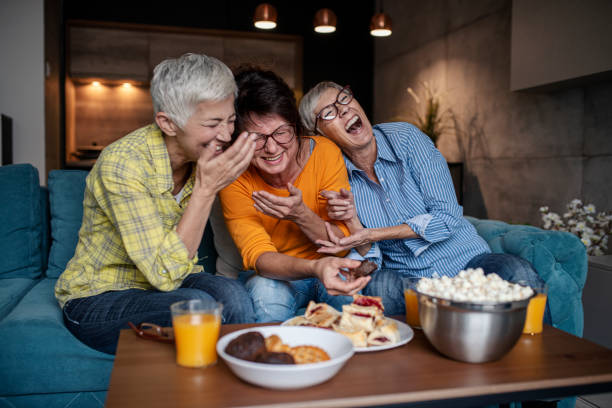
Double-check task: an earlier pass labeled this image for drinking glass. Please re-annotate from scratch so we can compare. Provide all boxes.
[403,277,422,329]
[522,283,548,335]
[170,299,223,368]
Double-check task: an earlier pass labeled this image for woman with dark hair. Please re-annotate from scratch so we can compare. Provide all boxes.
[218,67,374,322]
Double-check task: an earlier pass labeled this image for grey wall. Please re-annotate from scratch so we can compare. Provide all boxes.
[0,0,45,183]
[374,0,612,227]
[511,0,612,91]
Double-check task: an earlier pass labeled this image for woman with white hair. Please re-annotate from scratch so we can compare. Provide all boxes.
[299,82,550,317]
[55,54,258,354]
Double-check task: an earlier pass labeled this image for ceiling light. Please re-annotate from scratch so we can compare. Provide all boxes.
[370,12,392,37]
[253,3,277,30]
[313,8,337,33]
[91,81,101,87]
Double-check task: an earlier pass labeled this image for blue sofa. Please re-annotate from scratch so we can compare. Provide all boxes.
[0,163,587,407]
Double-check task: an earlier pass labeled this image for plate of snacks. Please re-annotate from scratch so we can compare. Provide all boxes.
[283,294,414,352]
[217,326,354,389]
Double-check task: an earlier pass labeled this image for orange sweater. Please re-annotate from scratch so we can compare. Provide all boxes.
[219,136,350,271]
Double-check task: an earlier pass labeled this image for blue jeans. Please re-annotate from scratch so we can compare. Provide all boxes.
[464,252,552,324]
[62,272,255,354]
[241,269,406,322]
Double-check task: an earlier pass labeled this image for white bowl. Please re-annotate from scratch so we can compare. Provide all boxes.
[217,326,354,390]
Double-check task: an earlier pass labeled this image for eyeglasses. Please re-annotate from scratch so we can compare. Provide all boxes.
[128,321,174,343]
[250,124,296,151]
[314,85,353,132]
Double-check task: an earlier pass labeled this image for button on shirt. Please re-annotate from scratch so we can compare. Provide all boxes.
[55,124,201,308]
[345,122,490,277]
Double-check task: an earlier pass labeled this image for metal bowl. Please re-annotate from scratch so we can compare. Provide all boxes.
[416,290,533,363]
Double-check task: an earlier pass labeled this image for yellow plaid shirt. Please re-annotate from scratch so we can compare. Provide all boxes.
[55,124,202,308]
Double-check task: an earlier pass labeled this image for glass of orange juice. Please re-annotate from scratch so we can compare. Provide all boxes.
[522,283,548,335]
[170,299,223,368]
[403,277,422,329]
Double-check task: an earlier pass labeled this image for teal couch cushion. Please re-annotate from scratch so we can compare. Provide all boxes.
[466,216,588,337]
[0,164,43,279]
[0,278,37,321]
[0,391,106,408]
[0,278,114,396]
[46,170,88,278]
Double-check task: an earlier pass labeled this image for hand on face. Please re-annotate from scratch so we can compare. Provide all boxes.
[252,182,307,221]
[316,221,372,254]
[320,188,355,221]
[313,256,371,296]
[194,132,257,196]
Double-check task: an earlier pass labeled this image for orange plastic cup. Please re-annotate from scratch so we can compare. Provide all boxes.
[171,299,222,368]
[403,277,422,329]
[523,284,548,335]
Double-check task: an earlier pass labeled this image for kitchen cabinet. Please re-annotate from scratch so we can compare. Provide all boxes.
[69,25,149,81]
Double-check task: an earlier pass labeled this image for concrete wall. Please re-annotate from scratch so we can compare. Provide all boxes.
[374,0,612,227]
[0,0,45,183]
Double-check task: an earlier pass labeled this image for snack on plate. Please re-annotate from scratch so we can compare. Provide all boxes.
[332,324,368,348]
[288,345,331,364]
[224,331,330,365]
[304,301,341,328]
[287,295,400,348]
[347,260,378,277]
[366,321,400,346]
[225,331,266,361]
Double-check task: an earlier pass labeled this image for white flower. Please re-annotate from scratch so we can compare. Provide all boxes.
[584,204,596,214]
[539,206,549,213]
[581,236,592,248]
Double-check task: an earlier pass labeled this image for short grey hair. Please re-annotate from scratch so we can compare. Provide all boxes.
[299,81,344,135]
[150,53,237,128]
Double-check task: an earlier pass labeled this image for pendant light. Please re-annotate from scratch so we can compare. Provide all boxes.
[313,8,337,33]
[370,0,392,37]
[253,3,277,30]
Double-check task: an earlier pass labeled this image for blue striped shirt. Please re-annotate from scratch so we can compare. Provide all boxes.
[346,122,490,278]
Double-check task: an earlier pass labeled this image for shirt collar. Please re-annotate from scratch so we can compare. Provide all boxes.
[344,126,399,176]
[145,124,194,199]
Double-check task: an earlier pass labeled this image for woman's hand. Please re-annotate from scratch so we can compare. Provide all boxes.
[316,222,373,254]
[312,256,371,296]
[194,132,257,197]
[252,183,307,221]
[320,188,356,221]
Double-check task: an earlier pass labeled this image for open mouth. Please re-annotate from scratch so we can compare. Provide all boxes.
[263,153,283,162]
[345,115,363,134]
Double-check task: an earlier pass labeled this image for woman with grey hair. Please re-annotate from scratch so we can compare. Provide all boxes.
[56,53,258,354]
[299,81,549,317]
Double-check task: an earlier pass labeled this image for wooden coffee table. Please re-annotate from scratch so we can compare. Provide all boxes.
[105,323,612,408]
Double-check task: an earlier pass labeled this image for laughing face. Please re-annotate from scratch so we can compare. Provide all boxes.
[245,113,299,178]
[170,96,236,164]
[314,87,374,154]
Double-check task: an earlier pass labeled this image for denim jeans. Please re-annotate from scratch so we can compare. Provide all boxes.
[241,269,406,322]
[62,272,255,354]
[464,252,552,324]
[243,253,552,324]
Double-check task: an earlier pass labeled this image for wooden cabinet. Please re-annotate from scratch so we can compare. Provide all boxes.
[64,21,303,168]
[68,26,149,81]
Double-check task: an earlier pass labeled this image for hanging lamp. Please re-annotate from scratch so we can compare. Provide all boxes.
[253,3,277,30]
[313,8,337,33]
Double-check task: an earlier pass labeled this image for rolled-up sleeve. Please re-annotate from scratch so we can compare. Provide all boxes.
[400,125,462,255]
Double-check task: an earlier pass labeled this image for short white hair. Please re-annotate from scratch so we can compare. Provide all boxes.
[299,81,344,135]
[150,53,237,128]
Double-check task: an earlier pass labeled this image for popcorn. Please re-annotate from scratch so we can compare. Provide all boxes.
[415,268,534,303]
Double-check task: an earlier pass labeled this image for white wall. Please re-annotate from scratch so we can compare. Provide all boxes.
[0,0,45,183]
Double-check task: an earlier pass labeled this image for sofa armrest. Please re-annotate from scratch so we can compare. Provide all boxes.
[466,216,588,337]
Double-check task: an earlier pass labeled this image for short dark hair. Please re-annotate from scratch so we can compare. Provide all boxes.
[233,65,304,139]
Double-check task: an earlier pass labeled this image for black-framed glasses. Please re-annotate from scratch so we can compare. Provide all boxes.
[314,85,353,132]
[250,124,296,151]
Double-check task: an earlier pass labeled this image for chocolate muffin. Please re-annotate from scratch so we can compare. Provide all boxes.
[254,351,295,365]
[225,331,266,361]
